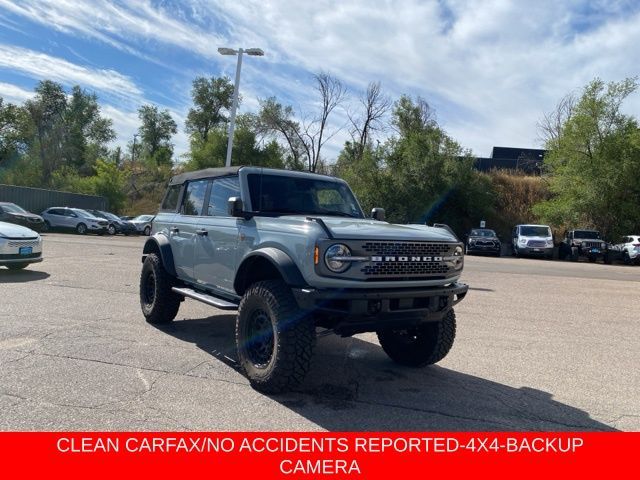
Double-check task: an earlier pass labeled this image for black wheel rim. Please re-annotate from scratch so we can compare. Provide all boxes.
[142,271,156,306]
[246,308,275,367]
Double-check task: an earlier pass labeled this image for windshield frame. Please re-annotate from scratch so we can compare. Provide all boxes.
[1,203,28,214]
[519,225,552,237]
[574,230,600,239]
[470,229,497,237]
[245,173,365,219]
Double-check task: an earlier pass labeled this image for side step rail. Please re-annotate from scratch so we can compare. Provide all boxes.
[172,287,238,310]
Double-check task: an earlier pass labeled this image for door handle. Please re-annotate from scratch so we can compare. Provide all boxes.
[196,229,208,236]
[170,227,179,234]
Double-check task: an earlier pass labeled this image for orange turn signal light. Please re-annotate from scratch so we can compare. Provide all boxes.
[314,246,319,265]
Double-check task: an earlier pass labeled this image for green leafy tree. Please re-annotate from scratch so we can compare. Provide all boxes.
[137,105,177,167]
[185,76,234,142]
[0,98,31,165]
[534,77,640,238]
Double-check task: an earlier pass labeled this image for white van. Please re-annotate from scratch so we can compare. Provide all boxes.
[512,224,554,258]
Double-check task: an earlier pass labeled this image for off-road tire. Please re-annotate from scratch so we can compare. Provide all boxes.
[139,253,181,324]
[377,309,457,367]
[76,223,87,235]
[7,263,28,270]
[236,280,315,393]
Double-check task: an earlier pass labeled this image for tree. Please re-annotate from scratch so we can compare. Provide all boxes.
[185,76,234,142]
[254,73,346,172]
[137,105,177,167]
[254,97,307,170]
[0,98,30,165]
[63,86,115,174]
[24,80,67,182]
[347,81,391,160]
[534,77,640,238]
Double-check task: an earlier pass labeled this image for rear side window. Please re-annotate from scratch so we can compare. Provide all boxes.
[161,185,182,211]
[207,176,240,216]
[182,179,209,216]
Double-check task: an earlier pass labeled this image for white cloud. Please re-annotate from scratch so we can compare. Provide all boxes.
[0,44,142,100]
[0,81,33,103]
[2,1,640,158]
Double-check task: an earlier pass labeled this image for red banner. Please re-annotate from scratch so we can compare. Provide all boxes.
[1,432,635,478]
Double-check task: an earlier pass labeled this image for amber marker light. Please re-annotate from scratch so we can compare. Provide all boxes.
[314,246,319,265]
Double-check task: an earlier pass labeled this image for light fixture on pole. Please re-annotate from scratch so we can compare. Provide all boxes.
[218,47,264,167]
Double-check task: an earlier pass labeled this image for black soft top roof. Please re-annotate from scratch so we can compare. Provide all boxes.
[169,167,242,186]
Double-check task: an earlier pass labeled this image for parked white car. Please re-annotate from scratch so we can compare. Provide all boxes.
[41,207,108,235]
[511,224,554,259]
[610,235,640,265]
[0,221,43,270]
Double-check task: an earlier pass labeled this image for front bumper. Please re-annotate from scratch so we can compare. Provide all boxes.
[292,282,469,336]
[467,244,500,254]
[520,246,553,256]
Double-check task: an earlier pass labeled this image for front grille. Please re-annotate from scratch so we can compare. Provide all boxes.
[357,241,459,279]
[361,262,450,276]
[527,240,546,248]
[7,240,40,248]
[583,241,601,248]
[475,240,496,247]
[361,242,451,256]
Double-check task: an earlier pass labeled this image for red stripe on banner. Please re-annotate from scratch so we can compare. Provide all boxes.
[0,432,636,478]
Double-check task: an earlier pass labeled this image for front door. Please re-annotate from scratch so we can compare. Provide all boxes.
[194,176,242,294]
[170,178,210,282]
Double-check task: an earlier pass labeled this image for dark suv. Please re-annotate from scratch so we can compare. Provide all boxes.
[139,167,468,392]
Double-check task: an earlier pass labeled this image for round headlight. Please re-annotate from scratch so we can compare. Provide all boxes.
[324,244,351,272]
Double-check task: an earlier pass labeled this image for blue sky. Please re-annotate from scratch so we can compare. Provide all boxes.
[1,0,639,162]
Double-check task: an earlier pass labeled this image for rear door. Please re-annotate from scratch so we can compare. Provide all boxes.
[170,178,210,281]
[46,208,66,227]
[194,176,242,294]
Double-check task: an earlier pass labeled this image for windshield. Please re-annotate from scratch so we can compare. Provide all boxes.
[470,229,496,237]
[1,203,28,214]
[574,230,600,239]
[134,215,153,222]
[520,226,551,237]
[73,209,95,218]
[101,212,120,221]
[247,174,364,218]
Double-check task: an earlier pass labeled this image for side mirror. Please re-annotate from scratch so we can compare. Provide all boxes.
[371,207,385,221]
[228,197,244,217]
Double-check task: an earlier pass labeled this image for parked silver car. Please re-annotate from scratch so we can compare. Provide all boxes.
[130,215,154,236]
[41,207,108,235]
[0,221,43,270]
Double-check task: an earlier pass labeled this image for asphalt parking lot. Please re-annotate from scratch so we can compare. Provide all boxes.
[0,233,638,431]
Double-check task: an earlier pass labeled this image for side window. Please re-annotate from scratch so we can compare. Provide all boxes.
[207,176,240,216]
[161,185,182,212]
[182,179,209,216]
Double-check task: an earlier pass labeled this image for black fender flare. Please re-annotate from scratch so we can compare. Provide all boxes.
[234,247,308,295]
[142,234,176,277]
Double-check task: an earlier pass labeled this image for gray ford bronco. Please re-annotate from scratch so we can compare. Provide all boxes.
[140,167,468,392]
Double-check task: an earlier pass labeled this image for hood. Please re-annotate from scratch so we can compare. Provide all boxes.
[0,221,39,238]
[294,216,458,242]
[469,235,499,241]
[7,212,42,220]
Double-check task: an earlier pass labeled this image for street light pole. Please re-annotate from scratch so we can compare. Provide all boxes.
[132,133,138,170]
[218,47,264,167]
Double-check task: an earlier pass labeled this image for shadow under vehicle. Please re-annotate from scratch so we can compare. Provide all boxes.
[152,315,616,431]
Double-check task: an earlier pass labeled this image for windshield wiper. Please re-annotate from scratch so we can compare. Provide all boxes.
[317,210,357,218]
